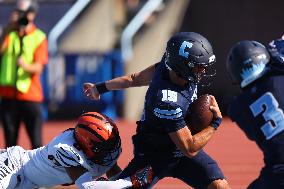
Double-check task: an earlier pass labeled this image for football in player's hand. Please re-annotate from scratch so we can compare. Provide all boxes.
[185,94,213,134]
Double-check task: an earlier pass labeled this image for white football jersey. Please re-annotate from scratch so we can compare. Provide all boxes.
[21,129,121,188]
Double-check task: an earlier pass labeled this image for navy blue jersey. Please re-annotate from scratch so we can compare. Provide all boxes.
[228,73,284,166]
[132,60,197,158]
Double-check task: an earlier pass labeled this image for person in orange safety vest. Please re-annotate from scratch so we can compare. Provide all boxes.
[0,0,48,149]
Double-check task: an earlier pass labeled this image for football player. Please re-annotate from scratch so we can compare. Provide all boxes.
[0,111,152,189]
[84,32,230,189]
[227,40,284,189]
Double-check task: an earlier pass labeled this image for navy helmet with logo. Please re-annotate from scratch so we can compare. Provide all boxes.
[165,32,216,84]
[226,40,270,88]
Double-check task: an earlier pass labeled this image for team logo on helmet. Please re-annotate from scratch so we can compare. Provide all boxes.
[240,62,266,88]
[179,41,193,58]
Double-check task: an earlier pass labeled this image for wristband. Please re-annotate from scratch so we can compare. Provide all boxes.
[211,117,222,130]
[96,82,109,94]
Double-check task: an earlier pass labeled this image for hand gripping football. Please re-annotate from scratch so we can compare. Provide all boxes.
[185,94,213,134]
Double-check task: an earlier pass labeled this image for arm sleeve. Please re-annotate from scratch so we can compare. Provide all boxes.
[153,101,186,133]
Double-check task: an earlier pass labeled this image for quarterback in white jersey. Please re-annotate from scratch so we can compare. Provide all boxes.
[0,112,153,189]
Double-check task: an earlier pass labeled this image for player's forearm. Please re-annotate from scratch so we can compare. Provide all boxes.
[104,64,156,90]
[105,73,151,91]
[189,126,216,153]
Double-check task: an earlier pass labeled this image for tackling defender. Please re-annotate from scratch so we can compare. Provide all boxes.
[0,112,152,189]
[227,40,284,189]
[84,32,230,189]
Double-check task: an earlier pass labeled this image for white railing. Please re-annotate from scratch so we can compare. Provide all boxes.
[121,0,164,62]
[48,0,92,54]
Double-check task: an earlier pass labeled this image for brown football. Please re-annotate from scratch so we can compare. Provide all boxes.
[185,94,213,134]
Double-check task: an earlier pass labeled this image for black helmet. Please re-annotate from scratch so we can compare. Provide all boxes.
[226,40,270,88]
[165,32,216,84]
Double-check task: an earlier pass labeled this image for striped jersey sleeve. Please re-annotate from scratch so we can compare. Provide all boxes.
[52,143,82,167]
[153,106,182,119]
[153,101,186,133]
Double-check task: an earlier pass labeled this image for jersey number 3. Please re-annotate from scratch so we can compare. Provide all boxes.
[250,92,284,140]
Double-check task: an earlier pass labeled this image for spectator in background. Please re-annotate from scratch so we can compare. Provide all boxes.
[227,40,284,189]
[0,0,48,149]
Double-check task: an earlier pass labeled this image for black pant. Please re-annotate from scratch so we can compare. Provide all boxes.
[0,99,43,149]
